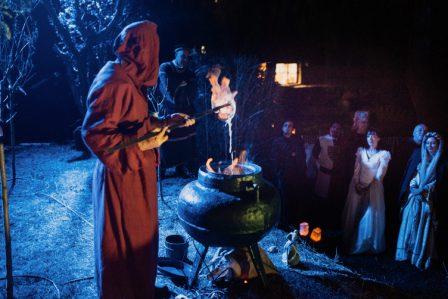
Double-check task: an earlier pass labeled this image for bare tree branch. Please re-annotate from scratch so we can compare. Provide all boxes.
[95,0,124,39]
[43,0,80,60]
[44,0,130,113]
[0,0,37,131]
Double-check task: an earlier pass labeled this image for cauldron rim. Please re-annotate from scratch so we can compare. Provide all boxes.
[199,161,262,179]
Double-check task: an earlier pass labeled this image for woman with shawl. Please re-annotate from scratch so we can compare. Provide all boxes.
[396,132,444,270]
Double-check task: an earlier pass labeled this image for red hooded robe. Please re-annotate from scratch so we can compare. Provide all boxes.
[82,21,160,298]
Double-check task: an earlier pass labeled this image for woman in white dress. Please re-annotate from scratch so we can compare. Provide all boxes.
[342,129,391,254]
[395,132,443,269]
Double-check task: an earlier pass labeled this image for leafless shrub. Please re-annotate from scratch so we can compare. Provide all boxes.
[43,0,136,113]
[0,0,38,124]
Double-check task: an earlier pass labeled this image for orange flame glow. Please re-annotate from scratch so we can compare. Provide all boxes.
[205,150,247,175]
[310,227,322,242]
[206,158,215,173]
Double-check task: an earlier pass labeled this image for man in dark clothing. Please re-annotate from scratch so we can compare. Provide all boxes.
[397,124,428,204]
[158,46,197,177]
[271,120,307,229]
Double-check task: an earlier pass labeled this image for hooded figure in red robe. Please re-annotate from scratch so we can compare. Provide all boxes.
[82,21,163,298]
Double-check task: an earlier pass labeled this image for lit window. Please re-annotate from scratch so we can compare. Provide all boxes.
[275,63,302,86]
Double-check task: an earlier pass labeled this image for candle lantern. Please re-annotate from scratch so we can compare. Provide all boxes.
[310,227,322,242]
[299,222,309,237]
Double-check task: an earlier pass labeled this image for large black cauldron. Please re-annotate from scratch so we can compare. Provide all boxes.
[178,161,280,247]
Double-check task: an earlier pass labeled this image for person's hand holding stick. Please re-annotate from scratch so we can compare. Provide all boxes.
[138,126,170,151]
[165,113,196,128]
[105,104,227,154]
[138,114,195,151]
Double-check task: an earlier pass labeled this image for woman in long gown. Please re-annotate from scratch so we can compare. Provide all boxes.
[342,129,391,254]
[396,132,443,269]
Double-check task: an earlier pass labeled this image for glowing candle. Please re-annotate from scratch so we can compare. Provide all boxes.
[299,222,309,237]
[310,227,322,242]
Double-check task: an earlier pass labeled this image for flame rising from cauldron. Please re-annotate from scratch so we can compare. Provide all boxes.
[205,150,249,175]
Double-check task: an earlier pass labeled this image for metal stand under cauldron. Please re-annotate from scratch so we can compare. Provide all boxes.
[177,162,280,287]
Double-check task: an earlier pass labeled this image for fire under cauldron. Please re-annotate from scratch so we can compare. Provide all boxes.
[178,161,280,286]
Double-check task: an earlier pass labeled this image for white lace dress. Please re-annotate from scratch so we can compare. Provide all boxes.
[342,147,391,254]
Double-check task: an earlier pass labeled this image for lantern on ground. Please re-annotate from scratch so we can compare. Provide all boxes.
[310,227,322,242]
[299,222,309,237]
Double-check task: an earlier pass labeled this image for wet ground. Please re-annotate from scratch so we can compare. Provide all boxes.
[0,144,447,298]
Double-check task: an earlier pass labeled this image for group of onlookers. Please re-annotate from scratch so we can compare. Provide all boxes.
[270,111,447,270]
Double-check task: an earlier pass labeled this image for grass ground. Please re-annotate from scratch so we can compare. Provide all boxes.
[0,144,447,298]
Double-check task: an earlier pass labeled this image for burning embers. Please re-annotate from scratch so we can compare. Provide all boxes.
[206,151,250,175]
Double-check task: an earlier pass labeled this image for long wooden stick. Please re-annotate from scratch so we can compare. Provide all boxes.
[105,103,231,154]
[0,142,14,299]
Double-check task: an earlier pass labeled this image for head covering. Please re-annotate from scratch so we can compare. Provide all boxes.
[173,44,189,54]
[113,20,159,87]
[419,132,443,188]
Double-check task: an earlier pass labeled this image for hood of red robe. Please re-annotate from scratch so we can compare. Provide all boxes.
[113,20,159,87]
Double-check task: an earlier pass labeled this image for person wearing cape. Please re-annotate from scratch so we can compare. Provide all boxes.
[82,21,194,298]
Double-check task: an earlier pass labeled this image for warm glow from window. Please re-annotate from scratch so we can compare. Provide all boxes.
[275,63,302,86]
